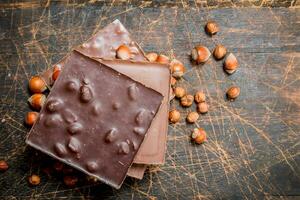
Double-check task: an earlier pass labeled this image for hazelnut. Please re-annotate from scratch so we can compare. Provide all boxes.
[170,59,185,78]
[170,77,177,87]
[186,112,199,123]
[28,174,40,186]
[86,175,99,183]
[197,102,209,114]
[0,160,8,171]
[28,94,46,110]
[63,175,78,187]
[156,54,170,64]
[25,112,39,126]
[116,44,131,60]
[213,45,227,60]
[191,128,207,144]
[224,53,238,74]
[52,65,61,81]
[194,91,206,103]
[226,86,240,100]
[174,87,186,98]
[191,46,211,64]
[29,76,47,93]
[169,109,180,123]
[146,52,158,62]
[205,21,219,35]
[180,95,194,107]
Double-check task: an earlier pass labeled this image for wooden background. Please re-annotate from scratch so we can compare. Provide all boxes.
[0,0,299,199]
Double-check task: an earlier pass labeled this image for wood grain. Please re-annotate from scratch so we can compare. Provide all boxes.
[0,1,299,199]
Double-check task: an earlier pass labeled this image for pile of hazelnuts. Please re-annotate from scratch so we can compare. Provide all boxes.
[168,21,240,145]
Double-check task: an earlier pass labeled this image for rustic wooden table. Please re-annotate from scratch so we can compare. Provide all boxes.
[0,1,299,199]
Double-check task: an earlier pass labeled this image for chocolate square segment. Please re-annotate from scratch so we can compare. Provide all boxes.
[26,51,163,189]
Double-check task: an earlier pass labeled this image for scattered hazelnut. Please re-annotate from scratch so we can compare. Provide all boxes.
[180,95,194,107]
[224,53,238,74]
[194,91,206,103]
[205,21,219,35]
[186,112,199,123]
[169,109,180,123]
[213,45,227,60]
[191,128,207,144]
[170,77,177,87]
[197,102,209,114]
[191,46,211,64]
[0,160,8,171]
[28,76,47,93]
[170,59,185,79]
[146,52,158,62]
[63,175,78,187]
[174,87,186,98]
[116,44,131,60]
[28,94,46,110]
[28,174,40,186]
[52,65,61,81]
[25,112,39,126]
[226,86,240,100]
[156,54,170,64]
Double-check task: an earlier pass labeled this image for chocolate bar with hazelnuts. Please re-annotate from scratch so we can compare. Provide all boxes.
[37,20,170,179]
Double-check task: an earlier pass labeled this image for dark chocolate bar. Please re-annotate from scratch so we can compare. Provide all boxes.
[26,51,163,189]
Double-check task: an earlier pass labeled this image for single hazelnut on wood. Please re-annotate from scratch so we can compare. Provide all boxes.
[205,21,219,35]
[52,65,61,82]
[197,102,209,114]
[186,112,199,123]
[29,76,47,93]
[156,54,170,64]
[169,109,180,123]
[174,87,186,98]
[25,112,39,126]
[28,94,46,110]
[181,95,194,107]
[191,46,211,64]
[0,160,8,171]
[191,128,207,144]
[146,52,158,62]
[170,59,186,79]
[194,91,206,103]
[224,53,238,74]
[226,86,240,100]
[63,175,78,187]
[213,45,227,60]
[28,174,40,186]
[170,77,177,87]
[116,44,131,60]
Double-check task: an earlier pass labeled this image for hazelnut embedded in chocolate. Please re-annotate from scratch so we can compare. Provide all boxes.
[116,45,131,60]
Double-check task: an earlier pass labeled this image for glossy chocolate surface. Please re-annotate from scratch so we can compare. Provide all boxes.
[26,51,163,189]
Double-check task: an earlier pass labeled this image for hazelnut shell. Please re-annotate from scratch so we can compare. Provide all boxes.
[116,45,131,60]
[205,21,219,35]
[213,45,227,60]
[156,54,170,64]
[226,86,240,100]
[191,46,211,63]
[169,109,180,123]
[146,52,158,62]
[29,76,47,93]
[224,53,238,73]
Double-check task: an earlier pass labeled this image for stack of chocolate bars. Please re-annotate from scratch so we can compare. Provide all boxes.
[26,20,171,189]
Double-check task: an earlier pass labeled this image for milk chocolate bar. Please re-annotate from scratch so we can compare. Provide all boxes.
[26,51,163,189]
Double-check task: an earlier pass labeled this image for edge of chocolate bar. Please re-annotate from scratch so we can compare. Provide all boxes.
[26,50,164,189]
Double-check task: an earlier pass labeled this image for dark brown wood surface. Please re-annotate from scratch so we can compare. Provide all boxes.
[0,1,299,199]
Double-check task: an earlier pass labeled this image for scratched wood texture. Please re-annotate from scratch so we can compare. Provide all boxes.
[0,1,300,199]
